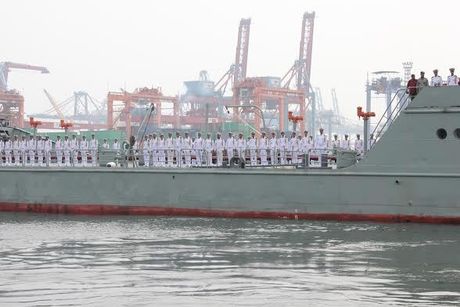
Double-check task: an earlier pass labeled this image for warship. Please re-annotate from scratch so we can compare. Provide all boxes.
[0,87,459,224]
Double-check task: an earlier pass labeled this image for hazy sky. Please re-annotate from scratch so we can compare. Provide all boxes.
[3,0,460,119]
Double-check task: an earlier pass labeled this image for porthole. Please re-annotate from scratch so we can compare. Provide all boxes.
[436,128,447,139]
[454,128,460,139]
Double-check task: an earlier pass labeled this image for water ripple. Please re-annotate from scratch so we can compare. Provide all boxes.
[0,213,459,306]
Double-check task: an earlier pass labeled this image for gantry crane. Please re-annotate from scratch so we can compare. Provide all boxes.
[0,62,49,92]
[0,61,49,128]
[281,12,316,132]
[214,18,251,96]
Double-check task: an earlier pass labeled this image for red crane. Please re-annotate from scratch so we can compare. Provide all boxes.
[233,18,251,87]
[281,12,315,93]
[214,18,252,96]
[0,62,49,92]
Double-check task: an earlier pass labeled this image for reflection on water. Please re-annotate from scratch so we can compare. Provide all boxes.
[0,213,459,306]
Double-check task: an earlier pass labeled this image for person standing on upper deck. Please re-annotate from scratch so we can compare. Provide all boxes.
[416,71,429,94]
[447,68,458,86]
[406,74,418,101]
[431,69,443,87]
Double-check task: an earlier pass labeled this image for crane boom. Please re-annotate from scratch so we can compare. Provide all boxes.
[233,18,251,86]
[43,89,66,120]
[297,12,315,93]
[0,61,49,91]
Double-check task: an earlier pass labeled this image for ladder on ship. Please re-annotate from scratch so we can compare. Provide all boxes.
[369,88,411,150]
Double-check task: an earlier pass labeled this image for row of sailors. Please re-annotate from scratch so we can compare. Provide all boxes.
[0,134,101,167]
[132,129,366,167]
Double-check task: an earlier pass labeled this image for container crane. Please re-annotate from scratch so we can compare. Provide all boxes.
[0,62,49,92]
[213,18,251,96]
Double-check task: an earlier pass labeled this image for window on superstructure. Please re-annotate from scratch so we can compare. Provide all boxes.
[454,128,460,139]
[436,128,447,139]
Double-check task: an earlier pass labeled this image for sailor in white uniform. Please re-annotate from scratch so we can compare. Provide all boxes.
[330,134,340,150]
[101,139,110,150]
[174,132,183,167]
[354,134,364,157]
[19,136,27,166]
[157,134,166,167]
[277,131,287,164]
[258,132,268,166]
[214,133,224,167]
[12,136,20,166]
[236,133,246,162]
[4,138,12,166]
[112,138,120,152]
[63,135,71,166]
[0,139,4,166]
[142,135,150,167]
[204,133,214,166]
[55,135,63,166]
[26,135,35,166]
[80,136,89,167]
[431,69,443,87]
[183,132,192,167]
[315,128,328,166]
[447,68,458,86]
[70,135,79,166]
[37,136,46,166]
[150,134,158,167]
[269,132,277,165]
[289,132,298,164]
[89,134,98,167]
[163,132,172,167]
[225,132,235,163]
[44,136,52,166]
[247,132,257,166]
[300,131,309,164]
[194,133,203,166]
[368,133,376,149]
[340,134,350,150]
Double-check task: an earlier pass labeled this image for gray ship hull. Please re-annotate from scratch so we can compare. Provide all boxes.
[0,167,459,224]
[1,87,460,224]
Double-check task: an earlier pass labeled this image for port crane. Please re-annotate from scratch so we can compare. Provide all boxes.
[0,62,49,92]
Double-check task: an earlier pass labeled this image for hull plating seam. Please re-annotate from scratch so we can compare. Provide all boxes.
[0,202,459,224]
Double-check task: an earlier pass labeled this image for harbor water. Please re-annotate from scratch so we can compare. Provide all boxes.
[0,213,459,306]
